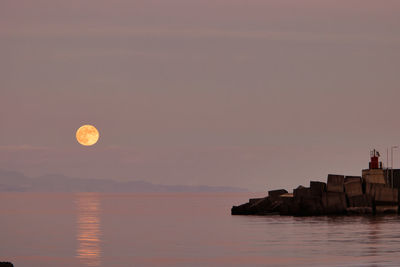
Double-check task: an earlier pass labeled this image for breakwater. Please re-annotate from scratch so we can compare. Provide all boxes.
[231,173,399,216]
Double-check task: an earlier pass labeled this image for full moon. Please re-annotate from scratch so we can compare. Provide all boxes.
[76,125,99,146]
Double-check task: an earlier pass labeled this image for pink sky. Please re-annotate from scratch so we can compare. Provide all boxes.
[1,0,400,190]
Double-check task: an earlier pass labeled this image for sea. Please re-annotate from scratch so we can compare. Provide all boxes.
[1,192,400,267]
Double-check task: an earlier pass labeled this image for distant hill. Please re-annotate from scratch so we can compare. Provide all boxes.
[0,169,248,193]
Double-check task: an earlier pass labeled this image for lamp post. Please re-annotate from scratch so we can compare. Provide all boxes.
[387,147,389,183]
[391,146,398,188]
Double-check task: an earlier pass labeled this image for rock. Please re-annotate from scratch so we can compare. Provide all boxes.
[327,174,344,192]
[0,263,14,267]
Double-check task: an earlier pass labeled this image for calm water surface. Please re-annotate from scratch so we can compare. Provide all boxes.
[1,192,400,266]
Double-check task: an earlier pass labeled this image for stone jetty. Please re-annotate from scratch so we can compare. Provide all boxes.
[232,150,399,216]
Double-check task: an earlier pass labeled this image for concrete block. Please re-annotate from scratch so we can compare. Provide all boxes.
[322,192,347,214]
[344,180,363,197]
[375,187,398,204]
[383,169,400,187]
[231,197,274,215]
[268,189,288,200]
[365,183,385,199]
[348,194,372,207]
[362,169,385,175]
[344,176,362,184]
[327,174,344,192]
[249,198,265,204]
[296,196,324,216]
[310,181,326,196]
[231,202,253,215]
[278,195,295,215]
[293,186,311,199]
[362,169,386,184]
[280,193,294,198]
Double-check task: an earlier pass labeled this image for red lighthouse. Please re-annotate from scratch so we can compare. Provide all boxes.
[369,149,382,169]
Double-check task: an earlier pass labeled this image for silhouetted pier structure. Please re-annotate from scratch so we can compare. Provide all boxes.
[232,149,400,216]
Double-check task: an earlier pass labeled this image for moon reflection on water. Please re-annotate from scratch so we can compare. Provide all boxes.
[75,193,102,267]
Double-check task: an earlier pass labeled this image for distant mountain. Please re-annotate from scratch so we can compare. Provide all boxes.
[0,169,248,193]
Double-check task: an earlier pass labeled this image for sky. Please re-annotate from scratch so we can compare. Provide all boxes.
[1,0,400,191]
